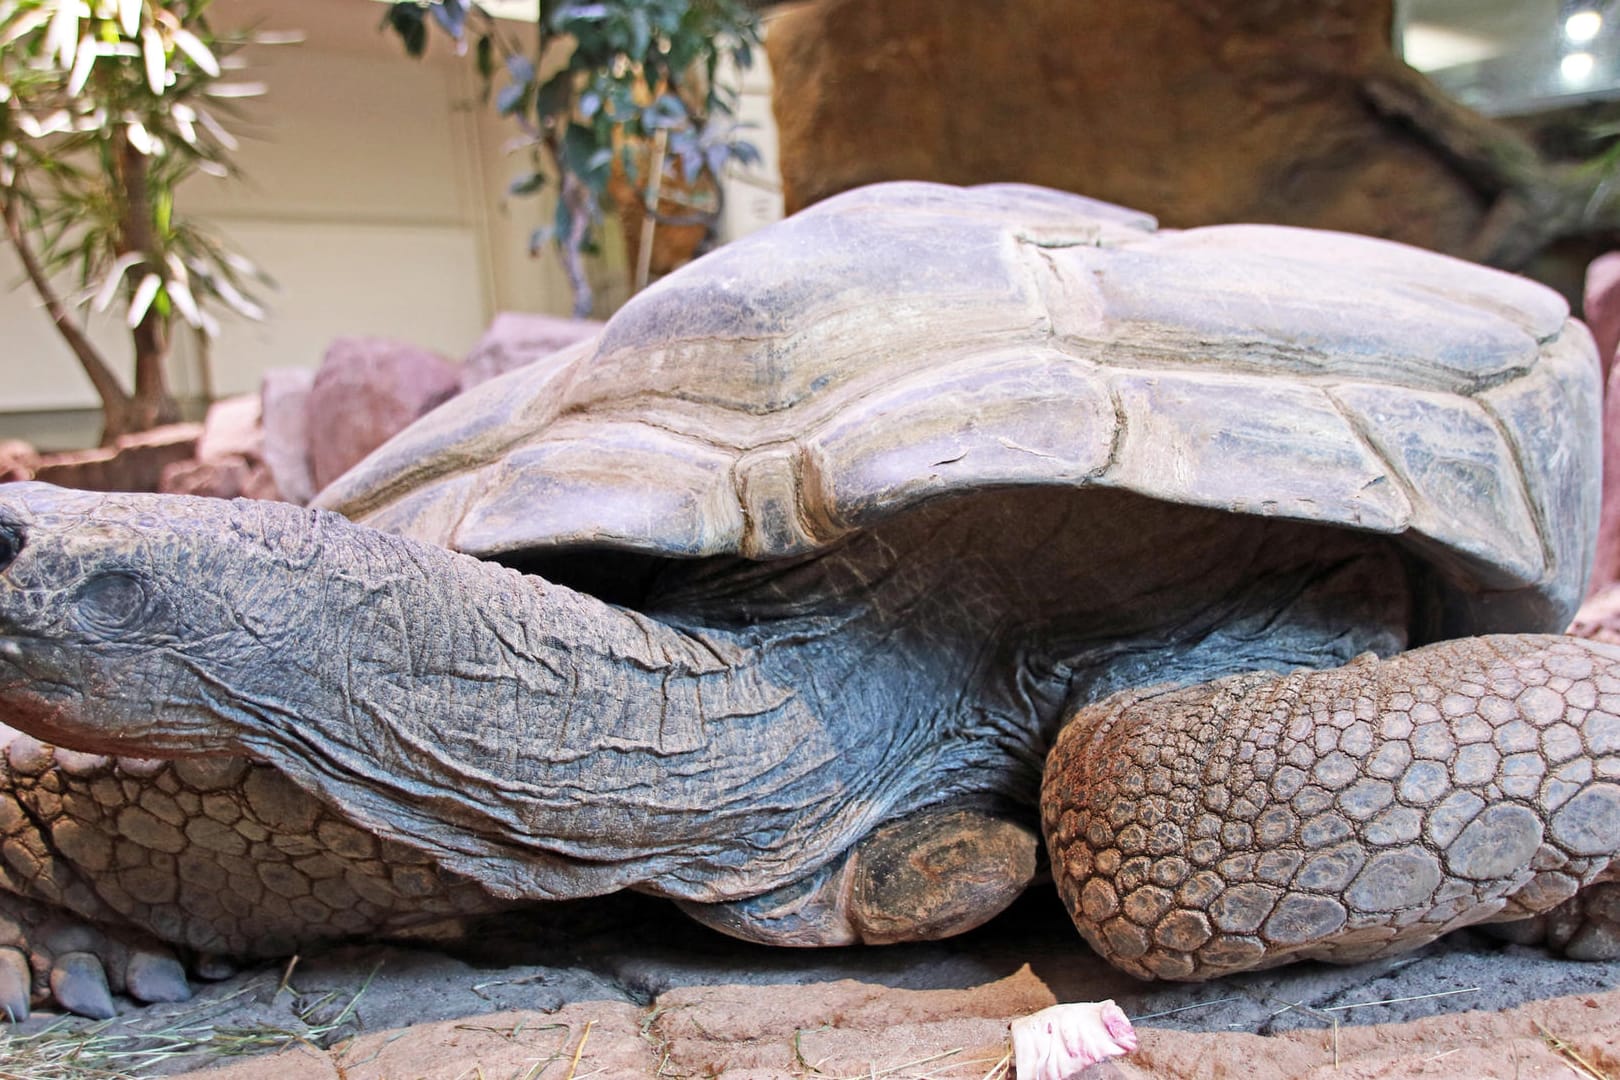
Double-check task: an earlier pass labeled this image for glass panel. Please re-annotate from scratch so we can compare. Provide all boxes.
[1398,0,1619,115]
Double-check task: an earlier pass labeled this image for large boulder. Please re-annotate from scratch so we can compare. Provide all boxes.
[1582,255,1620,597]
[259,368,318,506]
[766,0,1492,257]
[460,313,602,391]
[306,337,461,493]
[1586,252,1620,391]
[1586,360,1620,597]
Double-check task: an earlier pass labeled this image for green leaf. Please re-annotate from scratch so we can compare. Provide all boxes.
[154,188,173,235]
[495,79,528,117]
[628,7,650,57]
[506,54,536,85]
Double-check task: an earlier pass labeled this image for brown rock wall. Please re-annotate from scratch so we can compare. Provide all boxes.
[767,0,1488,255]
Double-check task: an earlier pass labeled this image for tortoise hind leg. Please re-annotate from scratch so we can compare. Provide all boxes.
[676,808,1038,946]
[1041,634,1620,979]
[1485,879,1620,959]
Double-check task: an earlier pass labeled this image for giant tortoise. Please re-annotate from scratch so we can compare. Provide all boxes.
[1,182,1618,1018]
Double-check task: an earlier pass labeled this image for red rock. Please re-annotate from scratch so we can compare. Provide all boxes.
[260,368,317,506]
[32,423,201,493]
[460,313,603,391]
[305,338,461,493]
[160,456,282,501]
[1585,253,1620,392]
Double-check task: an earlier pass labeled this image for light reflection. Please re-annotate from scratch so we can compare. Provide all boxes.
[1565,10,1604,44]
[1561,50,1597,83]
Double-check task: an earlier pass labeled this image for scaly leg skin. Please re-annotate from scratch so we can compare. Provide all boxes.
[0,724,507,1018]
[676,808,1038,946]
[1042,634,1620,979]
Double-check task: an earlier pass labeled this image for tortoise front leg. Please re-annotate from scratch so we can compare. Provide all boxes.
[677,808,1038,946]
[1041,635,1620,979]
[0,724,506,1017]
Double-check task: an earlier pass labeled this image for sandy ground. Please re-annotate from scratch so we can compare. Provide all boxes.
[7,889,1617,1079]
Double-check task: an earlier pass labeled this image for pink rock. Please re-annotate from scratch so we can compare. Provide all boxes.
[196,394,263,464]
[460,313,603,391]
[1585,253,1620,392]
[1589,360,1620,595]
[260,368,317,506]
[305,338,461,494]
[1571,582,1620,644]
[160,456,282,501]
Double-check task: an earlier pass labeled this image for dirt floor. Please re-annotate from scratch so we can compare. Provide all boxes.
[4,889,1617,1079]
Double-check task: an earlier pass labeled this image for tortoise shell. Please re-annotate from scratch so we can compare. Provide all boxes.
[316,182,1600,638]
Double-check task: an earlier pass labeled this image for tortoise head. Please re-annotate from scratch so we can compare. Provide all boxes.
[0,482,330,755]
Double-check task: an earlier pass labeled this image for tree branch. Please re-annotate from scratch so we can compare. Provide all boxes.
[1,192,132,418]
[115,132,175,421]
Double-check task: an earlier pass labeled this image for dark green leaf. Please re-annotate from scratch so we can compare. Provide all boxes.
[536,71,571,120]
[476,34,494,81]
[384,4,428,58]
[509,171,546,195]
[562,123,610,194]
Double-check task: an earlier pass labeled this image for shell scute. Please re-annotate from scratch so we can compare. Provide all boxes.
[1327,384,1543,591]
[806,348,1117,535]
[1102,370,1411,531]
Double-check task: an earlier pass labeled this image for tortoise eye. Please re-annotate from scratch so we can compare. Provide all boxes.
[73,572,151,636]
[0,522,20,574]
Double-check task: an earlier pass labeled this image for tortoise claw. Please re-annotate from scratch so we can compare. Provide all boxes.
[50,951,116,1020]
[0,946,29,1022]
[125,949,192,1004]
